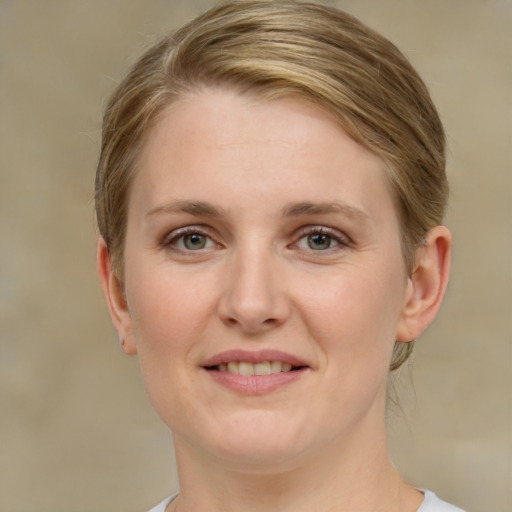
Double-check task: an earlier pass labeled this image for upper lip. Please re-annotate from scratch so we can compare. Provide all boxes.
[202,349,309,368]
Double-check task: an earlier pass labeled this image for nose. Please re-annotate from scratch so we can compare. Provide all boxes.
[217,248,291,334]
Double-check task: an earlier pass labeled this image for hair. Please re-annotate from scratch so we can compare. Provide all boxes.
[95,0,448,371]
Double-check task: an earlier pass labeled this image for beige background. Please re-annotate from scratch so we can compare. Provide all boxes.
[1,1,510,511]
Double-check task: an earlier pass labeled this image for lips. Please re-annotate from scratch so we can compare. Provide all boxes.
[202,350,309,394]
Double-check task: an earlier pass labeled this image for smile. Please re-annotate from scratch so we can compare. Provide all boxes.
[202,350,309,394]
[211,361,297,375]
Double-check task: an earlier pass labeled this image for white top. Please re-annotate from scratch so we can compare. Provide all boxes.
[417,490,466,511]
[148,490,465,511]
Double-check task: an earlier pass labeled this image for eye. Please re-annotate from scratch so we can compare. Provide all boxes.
[180,233,210,250]
[294,227,349,252]
[304,232,338,250]
[163,228,216,252]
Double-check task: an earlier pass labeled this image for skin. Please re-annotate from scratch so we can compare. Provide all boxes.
[98,88,451,512]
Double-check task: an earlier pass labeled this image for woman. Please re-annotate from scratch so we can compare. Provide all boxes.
[95,1,462,511]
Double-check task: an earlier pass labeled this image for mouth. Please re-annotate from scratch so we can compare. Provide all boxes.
[205,360,306,376]
[201,350,309,394]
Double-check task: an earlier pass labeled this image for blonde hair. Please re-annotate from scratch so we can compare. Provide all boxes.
[95,0,448,371]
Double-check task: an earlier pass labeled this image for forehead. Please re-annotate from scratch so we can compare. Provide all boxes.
[131,87,396,224]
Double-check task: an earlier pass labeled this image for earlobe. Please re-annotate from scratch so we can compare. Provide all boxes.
[396,225,452,342]
[97,237,138,355]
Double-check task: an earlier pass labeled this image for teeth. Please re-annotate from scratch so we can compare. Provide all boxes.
[270,361,282,373]
[255,362,271,375]
[239,362,254,376]
[217,361,296,375]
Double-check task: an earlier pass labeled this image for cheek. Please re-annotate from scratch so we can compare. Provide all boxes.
[124,266,217,418]
[126,265,217,355]
[297,266,405,363]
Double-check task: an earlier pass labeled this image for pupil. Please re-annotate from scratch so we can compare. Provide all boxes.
[185,233,205,249]
[308,233,330,250]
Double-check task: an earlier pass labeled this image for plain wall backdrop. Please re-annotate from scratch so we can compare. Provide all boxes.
[0,1,510,511]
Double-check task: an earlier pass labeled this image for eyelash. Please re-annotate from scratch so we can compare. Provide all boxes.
[293,226,351,253]
[161,225,351,255]
[161,226,219,253]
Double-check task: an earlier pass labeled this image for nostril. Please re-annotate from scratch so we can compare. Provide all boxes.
[222,314,281,333]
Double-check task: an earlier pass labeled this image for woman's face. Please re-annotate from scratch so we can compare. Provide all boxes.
[116,88,416,470]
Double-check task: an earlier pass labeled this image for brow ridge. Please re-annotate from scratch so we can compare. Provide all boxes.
[146,199,369,224]
[282,201,369,222]
[146,200,227,218]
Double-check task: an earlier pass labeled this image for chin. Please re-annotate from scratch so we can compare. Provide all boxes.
[208,441,308,475]
[177,409,316,472]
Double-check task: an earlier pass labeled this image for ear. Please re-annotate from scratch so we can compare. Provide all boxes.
[97,237,137,355]
[396,225,452,342]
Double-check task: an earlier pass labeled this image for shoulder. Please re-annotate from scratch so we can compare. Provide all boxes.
[147,493,178,512]
[418,490,467,512]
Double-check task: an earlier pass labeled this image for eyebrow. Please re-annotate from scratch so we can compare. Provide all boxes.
[282,201,370,223]
[146,200,227,219]
[146,199,370,224]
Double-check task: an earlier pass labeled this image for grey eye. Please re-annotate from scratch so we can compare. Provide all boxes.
[181,233,209,250]
[307,233,336,250]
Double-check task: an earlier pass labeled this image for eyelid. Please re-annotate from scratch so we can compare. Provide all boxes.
[292,225,352,250]
[161,225,220,251]
[160,224,351,253]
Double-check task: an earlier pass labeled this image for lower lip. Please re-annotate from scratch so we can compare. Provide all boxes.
[204,368,308,395]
